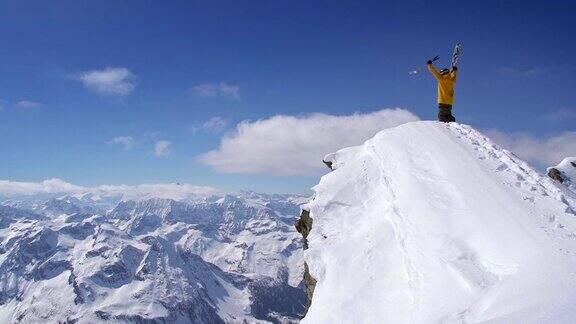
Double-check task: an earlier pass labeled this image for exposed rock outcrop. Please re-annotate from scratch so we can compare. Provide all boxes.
[295,209,313,249]
[295,208,316,310]
[548,168,564,183]
[548,157,576,192]
[322,160,333,171]
[302,263,317,308]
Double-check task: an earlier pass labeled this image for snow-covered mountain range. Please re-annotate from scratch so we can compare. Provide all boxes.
[300,121,576,323]
[0,192,308,323]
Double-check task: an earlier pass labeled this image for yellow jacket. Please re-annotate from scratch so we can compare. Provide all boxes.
[428,64,457,105]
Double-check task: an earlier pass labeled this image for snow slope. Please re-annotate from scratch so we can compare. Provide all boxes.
[302,121,576,324]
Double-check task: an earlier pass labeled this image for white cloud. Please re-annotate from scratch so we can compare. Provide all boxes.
[154,140,172,157]
[77,67,135,96]
[15,100,41,109]
[199,108,420,176]
[108,136,135,150]
[94,183,218,200]
[0,179,217,200]
[192,82,240,99]
[0,178,85,196]
[191,116,228,134]
[486,129,576,167]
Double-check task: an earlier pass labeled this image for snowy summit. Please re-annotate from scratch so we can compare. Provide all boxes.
[301,121,576,323]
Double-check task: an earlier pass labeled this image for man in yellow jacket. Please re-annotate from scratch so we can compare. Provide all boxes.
[427,60,458,122]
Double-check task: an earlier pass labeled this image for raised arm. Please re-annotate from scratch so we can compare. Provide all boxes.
[427,62,441,80]
[450,66,458,82]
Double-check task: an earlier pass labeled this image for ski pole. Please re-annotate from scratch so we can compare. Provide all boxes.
[409,55,439,75]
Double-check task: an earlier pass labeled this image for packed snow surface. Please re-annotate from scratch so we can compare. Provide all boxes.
[302,121,576,324]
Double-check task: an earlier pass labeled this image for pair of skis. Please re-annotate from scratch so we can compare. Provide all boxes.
[451,43,462,67]
[409,43,461,75]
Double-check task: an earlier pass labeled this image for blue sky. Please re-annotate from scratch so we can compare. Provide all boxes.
[0,0,575,194]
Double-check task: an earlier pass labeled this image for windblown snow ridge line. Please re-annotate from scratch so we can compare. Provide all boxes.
[301,121,576,324]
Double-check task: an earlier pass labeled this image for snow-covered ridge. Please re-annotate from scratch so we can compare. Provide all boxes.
[302,121,576,323]
[0,192,308,323]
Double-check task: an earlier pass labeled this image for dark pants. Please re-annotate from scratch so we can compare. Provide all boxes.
[438,104,456,123]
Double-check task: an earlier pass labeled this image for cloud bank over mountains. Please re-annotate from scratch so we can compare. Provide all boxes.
[199,108,420,176]
[196,107,574,177]
[487,130,576,167]
[0,178,217,200]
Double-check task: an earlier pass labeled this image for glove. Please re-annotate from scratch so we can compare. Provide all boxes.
[452,66,458,70]
[427,60,432,65]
